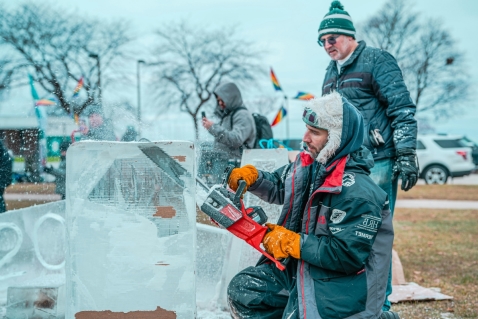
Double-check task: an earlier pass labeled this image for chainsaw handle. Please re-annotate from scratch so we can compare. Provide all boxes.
[233,180,247,203]
[279,257,291,269]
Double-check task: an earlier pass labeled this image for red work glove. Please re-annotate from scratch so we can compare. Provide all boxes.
[227,164,258,192]
[262,223,301,259]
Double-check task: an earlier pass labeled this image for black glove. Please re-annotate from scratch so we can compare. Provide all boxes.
[43,166,53,174]
[393,148,419,191]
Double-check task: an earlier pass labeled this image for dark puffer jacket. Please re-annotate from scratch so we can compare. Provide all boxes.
[322,41,417,160]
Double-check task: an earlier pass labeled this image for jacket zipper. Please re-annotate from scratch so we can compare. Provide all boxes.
[281,161,298,227]
[336,67,341,93]
[341,78,363,83]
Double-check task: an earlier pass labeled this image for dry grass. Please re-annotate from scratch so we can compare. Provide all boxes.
[397,185,478,201]
[5,183,56,194]
[4,183,58,211]
[5,199,54,211]
[392,208,478,318]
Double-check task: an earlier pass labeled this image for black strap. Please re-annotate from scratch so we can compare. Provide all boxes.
[229,106,248,128]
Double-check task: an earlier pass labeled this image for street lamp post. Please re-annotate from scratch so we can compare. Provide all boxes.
[137,60,146,138]
[88,53,101,105]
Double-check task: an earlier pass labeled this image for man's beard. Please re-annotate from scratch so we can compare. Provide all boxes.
[304,143,319,159]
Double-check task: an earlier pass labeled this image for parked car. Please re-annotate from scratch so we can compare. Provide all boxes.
[416,134,476,184]
[459,136,478,165]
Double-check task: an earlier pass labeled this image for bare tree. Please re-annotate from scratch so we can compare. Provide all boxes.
[359,0,469,118]
[0,57,28,94]
[149,22,265,138]
[360,0,419,62]
[0,3,132,116]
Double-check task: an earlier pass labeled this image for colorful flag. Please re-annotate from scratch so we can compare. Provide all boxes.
[270,68,282,91]
[35,98,57,106]
[293,92,315,100]
[271,106,287,127]
[72,77,84,98]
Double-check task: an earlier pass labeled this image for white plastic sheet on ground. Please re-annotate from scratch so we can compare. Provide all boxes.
[65,141,196,319]
[0,201,66,318]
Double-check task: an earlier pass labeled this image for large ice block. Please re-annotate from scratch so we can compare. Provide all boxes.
[65,141,196,319]
[0,201,66,313]
[196,224,232,311]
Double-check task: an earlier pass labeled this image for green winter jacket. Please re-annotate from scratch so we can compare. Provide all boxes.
[249,98,393,318]
[322,41,417,160]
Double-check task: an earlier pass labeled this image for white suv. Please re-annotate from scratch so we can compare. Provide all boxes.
[416,134,476,184]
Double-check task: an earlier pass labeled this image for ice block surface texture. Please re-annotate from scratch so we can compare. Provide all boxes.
[65,141,196,319]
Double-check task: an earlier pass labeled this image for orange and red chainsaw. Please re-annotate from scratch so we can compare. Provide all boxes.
[198,166,288,271]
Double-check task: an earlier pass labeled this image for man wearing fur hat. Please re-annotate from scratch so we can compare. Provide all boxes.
[318,1,418,313]
[226,92,395,319]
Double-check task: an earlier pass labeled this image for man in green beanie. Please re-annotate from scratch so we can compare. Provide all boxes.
[318,1,417,317]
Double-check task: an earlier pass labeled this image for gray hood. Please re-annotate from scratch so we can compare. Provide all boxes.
[214,82,243,116]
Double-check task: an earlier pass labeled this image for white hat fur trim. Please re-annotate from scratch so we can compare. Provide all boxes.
[305,91,343,164]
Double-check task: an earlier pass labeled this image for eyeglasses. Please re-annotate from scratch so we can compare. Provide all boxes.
[318,34,341,47]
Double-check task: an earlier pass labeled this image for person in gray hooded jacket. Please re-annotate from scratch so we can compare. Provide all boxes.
[226,91,396,319]
[202,82,256,163]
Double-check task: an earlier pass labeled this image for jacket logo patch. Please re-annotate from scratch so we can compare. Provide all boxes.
[318,215,326,224]
[342,173,355,187]
[355,231,373,240]
[329,226,344,234]
[330,209,346,224]
[356,214,381,233]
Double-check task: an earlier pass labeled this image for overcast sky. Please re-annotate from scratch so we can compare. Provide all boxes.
[2,0,477,141]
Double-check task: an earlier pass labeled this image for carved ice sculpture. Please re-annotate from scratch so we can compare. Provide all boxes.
[65,141,196,319]
[0,201,66,318]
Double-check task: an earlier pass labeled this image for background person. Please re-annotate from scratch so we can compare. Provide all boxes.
[83,105,117,141]
[201,82,256,164]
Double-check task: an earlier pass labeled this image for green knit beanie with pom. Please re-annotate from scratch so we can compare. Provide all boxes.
[318,1,356,40]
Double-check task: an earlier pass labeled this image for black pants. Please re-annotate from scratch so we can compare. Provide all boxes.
[0,188,5,213]
[227,260,299,319]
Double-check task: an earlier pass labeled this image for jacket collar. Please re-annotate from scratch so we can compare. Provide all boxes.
[300,151,348,194]
[325,40,367,72]
[316,156,347,194]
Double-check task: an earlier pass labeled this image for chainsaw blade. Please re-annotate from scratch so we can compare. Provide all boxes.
[138,143,188,188]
